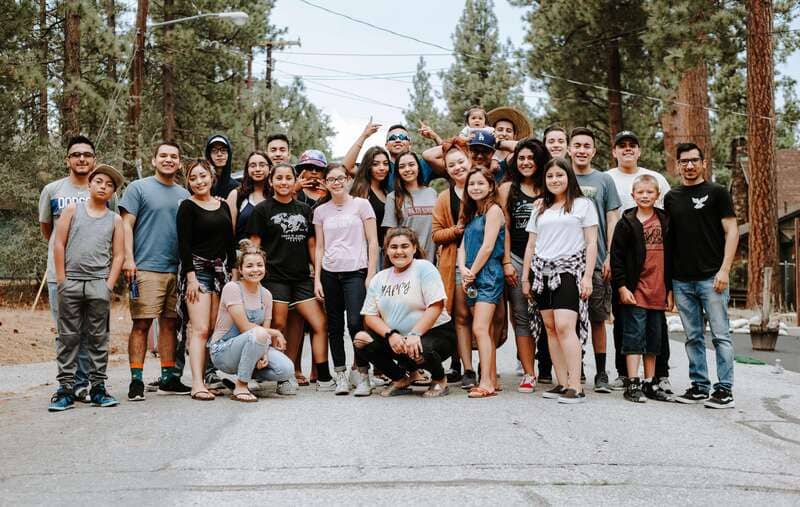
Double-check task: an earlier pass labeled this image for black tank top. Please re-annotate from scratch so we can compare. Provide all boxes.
[508,186,538,257]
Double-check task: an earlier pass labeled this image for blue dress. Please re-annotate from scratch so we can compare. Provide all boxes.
[464,213,505,305]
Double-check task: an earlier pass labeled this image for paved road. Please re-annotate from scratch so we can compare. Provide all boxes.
[2,330,800,505]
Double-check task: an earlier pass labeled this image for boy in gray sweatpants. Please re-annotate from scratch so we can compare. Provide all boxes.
[48,164,125,411]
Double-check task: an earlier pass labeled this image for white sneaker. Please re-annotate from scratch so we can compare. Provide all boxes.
[348,368,361,388]
[276,380,297,396]
[369,374,389,388]
[334,371,350,395]
[316,378,335,392]
[353,373,372,397]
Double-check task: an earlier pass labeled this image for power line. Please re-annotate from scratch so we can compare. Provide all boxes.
[282,51,453,57]
[274,70,405,110]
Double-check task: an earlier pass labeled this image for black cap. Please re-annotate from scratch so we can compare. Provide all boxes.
[613,130,640,146]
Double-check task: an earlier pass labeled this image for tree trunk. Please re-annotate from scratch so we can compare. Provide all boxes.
[37,0,48,142]
[125,0,148,179]
[746,0,779,309]
[105,0,117,83]
[63,0,81,140]
[661,64,712,178]
[161,0,175,142]
[606,39,623,147]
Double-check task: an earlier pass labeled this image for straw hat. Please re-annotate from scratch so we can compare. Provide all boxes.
[487,106,532,140]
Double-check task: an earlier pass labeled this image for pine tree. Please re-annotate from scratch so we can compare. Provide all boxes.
[404,57,446,148]
[441,0,529,129]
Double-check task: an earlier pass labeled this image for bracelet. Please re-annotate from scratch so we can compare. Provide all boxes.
[502,261,512,266]
[384,329,399,340]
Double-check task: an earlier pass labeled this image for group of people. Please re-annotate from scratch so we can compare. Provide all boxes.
[42,103,739,411]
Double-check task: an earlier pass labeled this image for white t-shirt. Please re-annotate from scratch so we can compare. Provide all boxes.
[361,259,450,335]
[606,167,671,212]
[525,197,598,260]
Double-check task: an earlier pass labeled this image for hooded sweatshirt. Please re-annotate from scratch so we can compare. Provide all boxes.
[205,134,239,198]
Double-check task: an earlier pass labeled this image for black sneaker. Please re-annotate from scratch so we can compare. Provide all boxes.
[624,378,647,403]
[542,385,565,399]
[146,379,160,392]
[558,388,587,404]
[158,376,191,395]
[704,388,735,409]
[446,368,462,383]
[90,384,120,407]
[204,371,224,390]
[128,379,145,401]
[594,371,611,393]
[643,381,673,402]
[460,370,477,390]
[675,385,709,404]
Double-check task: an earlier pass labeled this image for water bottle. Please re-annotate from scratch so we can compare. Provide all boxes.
[466,284,478,299]
[772,358,784,374]
[129,274,139,300]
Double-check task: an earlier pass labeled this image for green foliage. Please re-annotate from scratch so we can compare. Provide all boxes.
[403,57,448,148]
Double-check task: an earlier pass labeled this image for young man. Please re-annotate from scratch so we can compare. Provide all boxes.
[568,127,621,393]
[266,133,291,166]
[606,131,673,395]
[610,175,672,403]
[120,142,191,401]
[205,134,238,198]
[48,165,125,411]
[544,125,568,159]
[39,135,103,402]
[666,143,738,409]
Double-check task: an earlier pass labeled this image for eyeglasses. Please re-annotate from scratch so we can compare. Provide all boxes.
[325,176,347,185]
[678,157,702,167]
[387,133,409,142]
[210,147,227,155]
[68,152,95,159]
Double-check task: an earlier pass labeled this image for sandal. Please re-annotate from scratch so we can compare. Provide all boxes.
[468,386,497,399]
[412,369,432,387]
[230,391,258,403]
[380,383,413,397]
[191,390,215,401]
[295,373,310,386]
[422,383,450,398]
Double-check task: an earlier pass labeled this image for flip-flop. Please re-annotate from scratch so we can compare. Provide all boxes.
[380,384,413,397]
[411,369,432,386]
[230,391,258,403]
[422,383,450,398]
[468,386,497,399]
[191,390,215,401]
[295,373,310,387]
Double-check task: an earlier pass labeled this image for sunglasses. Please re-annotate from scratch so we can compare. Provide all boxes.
[387,133,409,142]
[68,152,95,159]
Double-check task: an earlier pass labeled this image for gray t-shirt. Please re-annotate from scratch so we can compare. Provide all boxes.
[119,176,190,273]
[576,169,621,266]
[65,203,117,280]
[382,187,437,263]
[38,177,118,282]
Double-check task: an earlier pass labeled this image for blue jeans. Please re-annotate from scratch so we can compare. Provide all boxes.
[49,282,90,390]
[209,329,294,383]
[673,277,734,391]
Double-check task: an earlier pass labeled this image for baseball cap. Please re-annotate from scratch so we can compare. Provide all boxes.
[468,129,496,150]
[207,135,229,147]
[89,164,125,190]
[613,130,640,146]
[296,149,327,169]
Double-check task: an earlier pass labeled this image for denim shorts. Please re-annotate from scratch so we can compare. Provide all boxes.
[195,268,219,294]
[621,306,662,355]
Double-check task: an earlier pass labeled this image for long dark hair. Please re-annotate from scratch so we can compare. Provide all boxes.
[350,146,390,198]
[269,163,297,197]
[238,151,270,206]
[460,166,498,225]
[508,138,549,204]
[539,157,584,216]
[383,226,426,268]
[392,151,426,222]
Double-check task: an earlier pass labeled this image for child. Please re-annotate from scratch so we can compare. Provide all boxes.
[610,174,672,403]
[459,105,488,139]
[49,164,125,411]
[458,166,505,398]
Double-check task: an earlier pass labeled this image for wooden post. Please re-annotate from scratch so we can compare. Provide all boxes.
[761,266,772,325]
[795,218,799,325]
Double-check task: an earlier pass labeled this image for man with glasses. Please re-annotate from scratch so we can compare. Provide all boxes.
[39,135,108,403]
[666,143,738,409]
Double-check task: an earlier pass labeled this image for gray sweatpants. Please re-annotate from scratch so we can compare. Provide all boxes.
[56,278,111,388]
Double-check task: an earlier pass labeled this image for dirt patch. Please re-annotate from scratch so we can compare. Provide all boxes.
[0,299,132,365]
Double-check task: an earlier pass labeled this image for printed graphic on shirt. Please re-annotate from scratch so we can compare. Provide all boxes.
[405,205,433,217]
[512,199,535,231]
[644,220,663,250]
[692,195,709,209]
[381,279,411,297]
[50,195,89,217]
[580,185,598,200]
[271,212,309,243]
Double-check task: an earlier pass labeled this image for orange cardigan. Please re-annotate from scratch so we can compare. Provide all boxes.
[431,189,462,315]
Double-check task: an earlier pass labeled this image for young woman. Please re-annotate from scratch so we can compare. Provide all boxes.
[247,163,333,391]
[350,146,391,258]
[313,164,379,396]
[457,167,505,398]
[208,240,294,402]
[381,151,437,264]
[522,157,598,404]
[176,160,236,400]
[227,151,269,241]
[354,227,455,398]
[497,139,549,392]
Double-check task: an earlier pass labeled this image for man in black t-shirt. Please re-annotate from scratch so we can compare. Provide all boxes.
[664,142,738,409]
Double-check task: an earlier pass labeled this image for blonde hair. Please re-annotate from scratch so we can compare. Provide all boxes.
[632,174,660,193]
[236,239,267,271]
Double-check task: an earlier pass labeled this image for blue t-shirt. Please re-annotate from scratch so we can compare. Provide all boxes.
[119,176,190,273]
[386,158,435,189]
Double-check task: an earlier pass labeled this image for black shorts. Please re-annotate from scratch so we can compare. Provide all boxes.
[533,273,580,313]
[265,278,315,308]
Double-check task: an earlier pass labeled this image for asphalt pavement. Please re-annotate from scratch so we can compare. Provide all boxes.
[1,328,800,506]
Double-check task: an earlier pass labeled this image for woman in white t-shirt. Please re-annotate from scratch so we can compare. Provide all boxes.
[354,227,455,398]
[521,157,598,404]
